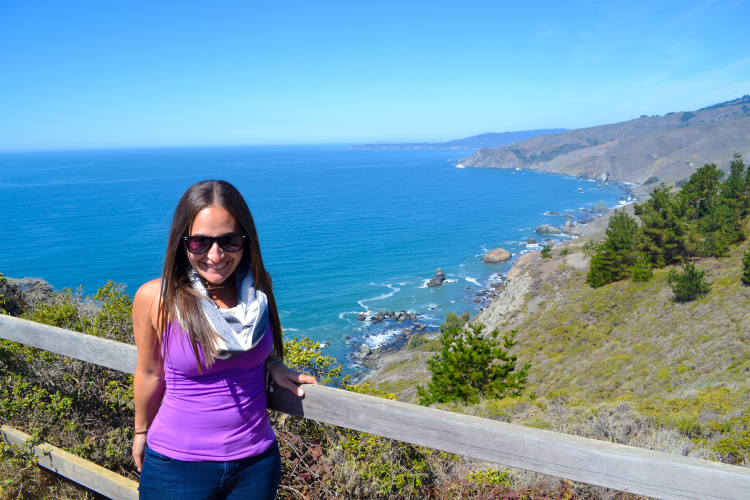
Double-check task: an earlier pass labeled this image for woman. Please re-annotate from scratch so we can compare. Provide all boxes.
[132,180,317,500]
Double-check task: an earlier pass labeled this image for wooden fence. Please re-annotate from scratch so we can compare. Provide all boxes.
[1,314,750,500]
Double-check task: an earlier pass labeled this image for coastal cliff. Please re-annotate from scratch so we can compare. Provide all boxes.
[350,129,567,149]
[368,202,750,405]
[459,96,750,192]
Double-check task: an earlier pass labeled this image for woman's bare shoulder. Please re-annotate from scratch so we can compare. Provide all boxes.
[134,279,161,309]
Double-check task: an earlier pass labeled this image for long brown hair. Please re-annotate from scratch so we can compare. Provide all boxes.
[158,180,283,370]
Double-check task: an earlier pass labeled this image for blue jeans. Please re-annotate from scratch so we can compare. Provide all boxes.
[139,441,281,500]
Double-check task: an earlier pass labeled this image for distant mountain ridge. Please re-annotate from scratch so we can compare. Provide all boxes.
[350,129,567,150]
[458,95,750,191]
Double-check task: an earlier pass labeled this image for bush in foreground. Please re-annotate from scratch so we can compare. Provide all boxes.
[417,323,531,406]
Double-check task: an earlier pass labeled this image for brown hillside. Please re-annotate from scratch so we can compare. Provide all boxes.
[460,102,750,192]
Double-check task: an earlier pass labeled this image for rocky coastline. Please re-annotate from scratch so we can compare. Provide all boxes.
[344,190,640,380]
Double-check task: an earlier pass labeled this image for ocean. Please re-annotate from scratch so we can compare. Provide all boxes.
[0,145,628,373]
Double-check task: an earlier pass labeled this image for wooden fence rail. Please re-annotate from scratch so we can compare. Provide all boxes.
[2,314,750,500]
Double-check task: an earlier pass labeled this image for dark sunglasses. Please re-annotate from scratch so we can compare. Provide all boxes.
[181,233,248,254]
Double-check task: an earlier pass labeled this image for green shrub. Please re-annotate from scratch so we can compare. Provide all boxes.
[417,323,530,405]
[465,468,511,487]
[559,248,571,256]
[631,253,653,282]
[283,335,347,386]
[0,281,137,481]
[681,111,697,123]
[407,333,427,349]
[541,245,552,258]
[338,428,429,496]
[743,250,750,285]
[667,260,711,302]
[344,382,396,400]
[642,176,659,186]
[439,312,470,333]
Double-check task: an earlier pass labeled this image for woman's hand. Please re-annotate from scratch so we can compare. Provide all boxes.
[132,433,147,472]
[269,362,318,397]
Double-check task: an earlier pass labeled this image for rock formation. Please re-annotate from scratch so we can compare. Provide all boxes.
[359,344,371,358]
[427,268,446,287]
[536,225,561,235]
[481,248,512,263]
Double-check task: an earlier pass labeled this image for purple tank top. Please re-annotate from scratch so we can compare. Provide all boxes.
[146,322,276,461]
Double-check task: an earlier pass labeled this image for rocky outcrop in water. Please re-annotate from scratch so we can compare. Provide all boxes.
[561,219,583,236]
[359,344,371,358]
[481,248,512,263]
[369,310,419,324]
[427,268,446,287]
[536,225,561,235]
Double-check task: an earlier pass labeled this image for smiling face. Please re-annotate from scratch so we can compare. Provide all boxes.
[186,205,244,285]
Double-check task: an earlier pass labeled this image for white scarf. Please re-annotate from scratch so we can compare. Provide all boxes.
[187,264,269,359]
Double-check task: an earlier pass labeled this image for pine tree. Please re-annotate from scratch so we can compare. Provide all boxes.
[679,156,747,257]
[667,260,711,302]
[695,200,745,257]
[631,253,653,282]
[679,163,722,220]
[721,153,748,216]
[417,323,530,405]
[586,210,639,287]
[742,250,750,286]
[635,184,688,267]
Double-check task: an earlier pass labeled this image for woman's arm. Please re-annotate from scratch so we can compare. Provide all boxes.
[131,279,166,472]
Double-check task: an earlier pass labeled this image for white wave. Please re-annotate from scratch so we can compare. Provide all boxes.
[444,279,458,283]
[418,279,431,289]
[339,311,364,320]
[357,284,400,311]
[465,277,482,287]
[284,328,299,332]
[481,246,490,253]
[362,328,406,349]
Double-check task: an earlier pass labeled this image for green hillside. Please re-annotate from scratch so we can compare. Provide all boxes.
[367,195,750,468]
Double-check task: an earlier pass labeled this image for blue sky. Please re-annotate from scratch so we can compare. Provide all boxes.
[1,0,749,151]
